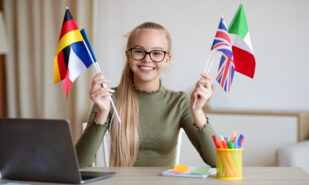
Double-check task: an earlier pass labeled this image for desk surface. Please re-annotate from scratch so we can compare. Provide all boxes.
[1,167,309,185]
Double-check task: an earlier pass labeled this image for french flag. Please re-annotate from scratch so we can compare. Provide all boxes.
[62,41,93,98]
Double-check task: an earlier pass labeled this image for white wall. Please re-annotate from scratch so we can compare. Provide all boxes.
[93,0,309,112]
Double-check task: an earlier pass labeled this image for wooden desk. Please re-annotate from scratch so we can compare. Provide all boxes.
[1,167,309,185]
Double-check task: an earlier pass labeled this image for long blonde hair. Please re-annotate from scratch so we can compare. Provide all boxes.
[109,22,172,167]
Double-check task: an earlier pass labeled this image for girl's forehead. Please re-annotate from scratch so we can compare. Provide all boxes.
[131,29,168,49]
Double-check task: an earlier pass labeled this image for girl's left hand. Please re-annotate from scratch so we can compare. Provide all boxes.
[191,73,213,110]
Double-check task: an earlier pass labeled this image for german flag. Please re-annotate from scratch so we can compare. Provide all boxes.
[54,8,83,84]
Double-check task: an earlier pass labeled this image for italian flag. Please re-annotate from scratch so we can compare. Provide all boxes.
[229,4,256,79]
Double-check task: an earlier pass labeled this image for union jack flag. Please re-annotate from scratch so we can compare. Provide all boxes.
[211,17,233,59]
[211,16,235,92]
[216,53,235,92]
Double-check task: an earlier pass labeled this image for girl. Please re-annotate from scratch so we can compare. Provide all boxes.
[76,22,217,168]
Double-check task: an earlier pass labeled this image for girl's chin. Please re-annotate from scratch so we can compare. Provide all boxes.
[135,75,158,83]
[137,77,156,83]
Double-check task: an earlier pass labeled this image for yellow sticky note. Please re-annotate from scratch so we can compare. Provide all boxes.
[172,165,189,173]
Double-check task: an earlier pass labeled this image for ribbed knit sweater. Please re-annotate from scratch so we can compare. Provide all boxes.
[76,85,217,168]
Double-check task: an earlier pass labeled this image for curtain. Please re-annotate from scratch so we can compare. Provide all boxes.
[3,0,96,142]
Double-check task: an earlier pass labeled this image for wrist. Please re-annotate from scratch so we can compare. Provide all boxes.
[192,109,208,128]
[191,108,204,118]
[193,115,209,130]
[95,111,108,125]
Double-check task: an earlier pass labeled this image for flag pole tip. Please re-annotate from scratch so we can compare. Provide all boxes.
[66,6,69,10]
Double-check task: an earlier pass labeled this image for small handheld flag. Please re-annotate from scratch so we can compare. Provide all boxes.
[228,4,256,79]
[210,16,235,93]
[54,8,83,85]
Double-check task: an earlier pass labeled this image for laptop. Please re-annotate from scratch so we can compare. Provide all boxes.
[0,118,115,184]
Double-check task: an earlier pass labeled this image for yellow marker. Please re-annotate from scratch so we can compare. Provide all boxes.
[173,165,189,173]
[231,131,236,142]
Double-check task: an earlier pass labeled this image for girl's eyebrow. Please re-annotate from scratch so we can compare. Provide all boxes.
[132,45,165,51]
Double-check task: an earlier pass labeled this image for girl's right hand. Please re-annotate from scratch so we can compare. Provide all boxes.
[89,73,115,123]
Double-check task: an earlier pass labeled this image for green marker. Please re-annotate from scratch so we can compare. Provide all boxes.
[228,141,234,149]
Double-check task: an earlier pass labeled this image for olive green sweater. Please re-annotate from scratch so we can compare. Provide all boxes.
[76,85,217,168]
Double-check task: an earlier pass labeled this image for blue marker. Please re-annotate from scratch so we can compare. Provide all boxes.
[237,134,243,148]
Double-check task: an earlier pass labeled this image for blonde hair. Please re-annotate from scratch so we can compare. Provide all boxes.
[109,22,172,166]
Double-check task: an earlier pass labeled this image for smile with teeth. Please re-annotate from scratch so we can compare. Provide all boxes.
[139,65,155,71]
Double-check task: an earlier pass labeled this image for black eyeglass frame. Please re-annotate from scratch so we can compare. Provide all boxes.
[128,48,169,63]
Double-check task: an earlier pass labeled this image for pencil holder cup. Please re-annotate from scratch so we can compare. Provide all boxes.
[216,148,243,180]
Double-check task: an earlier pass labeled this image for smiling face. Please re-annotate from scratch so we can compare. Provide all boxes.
[126,29,171,86]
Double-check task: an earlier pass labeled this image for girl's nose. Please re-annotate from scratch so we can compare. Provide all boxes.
[143,53,152,63]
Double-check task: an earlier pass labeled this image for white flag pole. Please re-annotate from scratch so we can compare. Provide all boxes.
[192,51,215,109]
[205,52,217,74]
[203,52,215,74]
[82,40,122,124]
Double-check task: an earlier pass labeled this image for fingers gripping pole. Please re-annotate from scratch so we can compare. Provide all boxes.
[192,52,214,109]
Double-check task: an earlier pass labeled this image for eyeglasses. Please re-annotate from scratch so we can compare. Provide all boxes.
[129,48,168,63]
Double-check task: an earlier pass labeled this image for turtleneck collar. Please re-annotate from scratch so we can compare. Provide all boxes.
[132,80,165,98]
